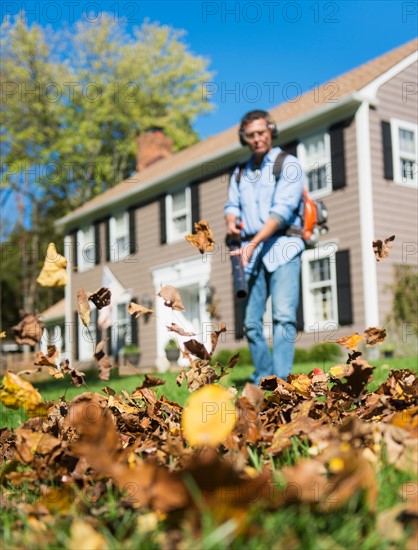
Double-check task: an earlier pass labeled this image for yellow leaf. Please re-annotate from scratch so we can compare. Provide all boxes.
[69,520,107,550]
[36,242,68,287]
[336,333,363,350]
[329,365,350,379]
[181,385,237,447]
[0,371,42,410]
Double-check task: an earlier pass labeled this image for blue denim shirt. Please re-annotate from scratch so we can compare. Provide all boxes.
[224,147,305,273]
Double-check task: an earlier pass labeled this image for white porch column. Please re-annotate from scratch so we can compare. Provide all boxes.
[355,102,379,327]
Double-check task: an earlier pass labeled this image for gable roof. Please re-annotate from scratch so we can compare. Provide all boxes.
[56,39,417,231]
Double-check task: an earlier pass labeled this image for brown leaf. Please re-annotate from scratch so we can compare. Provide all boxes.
[336,333,363,350]
[34,345,59,368]
[94,340,113,381]
[89,287,111,309]
[185,219,215,254]
[12,311,45,346]
[136,375,166,389]
[364,326,387,346]
[166,323,195,336]
[183,339,211,361]
[77,288,91,326]
[373,234,395,261]
[128,302,154,318]
[332,358,375,399]
[158,285,185,311]
[211,322,227,355]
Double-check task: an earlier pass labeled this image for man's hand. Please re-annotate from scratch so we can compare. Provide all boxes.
[230,241,256,269]
[226,215,241,236]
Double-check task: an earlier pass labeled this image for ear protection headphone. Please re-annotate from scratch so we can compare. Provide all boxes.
[238,110,278,146]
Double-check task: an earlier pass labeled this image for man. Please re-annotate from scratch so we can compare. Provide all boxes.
[224,110,305,384]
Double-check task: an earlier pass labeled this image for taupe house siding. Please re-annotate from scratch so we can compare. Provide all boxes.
[371,61,418,329]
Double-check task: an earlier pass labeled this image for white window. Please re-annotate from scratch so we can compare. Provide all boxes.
[302,243,339,333]
[77,226,95,272]
[391,119,418,187]
[166,187,192,243]
[113,300,132,353]
[110,212,129,261]
[298,132,332,198]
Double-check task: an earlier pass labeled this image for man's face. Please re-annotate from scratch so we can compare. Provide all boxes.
[242,118,273,158]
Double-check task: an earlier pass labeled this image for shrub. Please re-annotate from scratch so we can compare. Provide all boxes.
[294,347,311,363]
[308,343,343,362]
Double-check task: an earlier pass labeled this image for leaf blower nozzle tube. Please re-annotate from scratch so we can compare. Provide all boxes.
[226,218,248,300]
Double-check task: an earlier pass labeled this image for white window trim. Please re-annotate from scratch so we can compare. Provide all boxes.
[301,241,339,333]
[391,118,418,188]
[109,211,130,262]
[77,226,95,272]
[166,186,192,243]
[297,131,332,199]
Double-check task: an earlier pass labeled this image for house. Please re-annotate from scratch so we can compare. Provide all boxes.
[55,39,418,370]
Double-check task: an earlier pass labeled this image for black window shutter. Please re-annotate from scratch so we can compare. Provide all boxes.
[130,296,139,345]
[190,183,200,225]
[107,326,113,356]
[159,195,167,244]
[283,140,299,157]
[330,123,346,190]
[105,217,111,262]
[128,208,137,254]
[336,249,353,325]
[94,221,101,265]
[296,272,304,331]
[381,121,394,180]
[73,311,79,360]
[71,230,78,270]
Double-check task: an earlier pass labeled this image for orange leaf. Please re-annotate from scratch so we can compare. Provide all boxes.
[372,235,395,261]
[336,333,363,350]
[128,301,153,318]
[158,285,185,311]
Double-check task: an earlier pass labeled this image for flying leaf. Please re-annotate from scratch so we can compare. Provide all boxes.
[89,287,111,309]
[77,288,91,326]
[185,219,215,254]
[336,333,363,350]
[183,339,211,361]
[364,326,387,346]
[211,322,227,354]
[158,285,185,311]
[36,242,68,287]
[373,235,395,261]
[94,340,113,381]
[181,384,237,447]
[12,311,45,346]
[0,371,43,411]
[166,323,195,336]
[34,345,59,368]
[136,374,166,389]
[128,302,154,318]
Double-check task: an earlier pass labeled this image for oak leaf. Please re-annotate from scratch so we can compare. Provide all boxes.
[36,242,68,287]
[158,285,185,311]
[181,384,237,447]
[373,235,395,261]
[185,219,215,254]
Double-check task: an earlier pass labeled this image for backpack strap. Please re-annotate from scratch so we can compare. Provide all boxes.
[235,150,288,185]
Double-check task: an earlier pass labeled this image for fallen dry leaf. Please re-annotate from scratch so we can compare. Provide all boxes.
[181,384,237,447]
[94,340,113,381]
[166,323,195,336]
[185,219,215,254]
[336,333,363,350]
[77,288,91,327]
[128,302,153,319]
[36,242,68,287]
[0,371,43,411]
[364,326,387,346]
[89,287,111,309]
[158,285,185,311]
[373,235,395,261]
[12,311,45,346]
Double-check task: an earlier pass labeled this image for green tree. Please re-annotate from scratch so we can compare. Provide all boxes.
[0,12,214,319]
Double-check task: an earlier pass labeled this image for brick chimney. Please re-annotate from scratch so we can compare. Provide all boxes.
[136,127,173,171]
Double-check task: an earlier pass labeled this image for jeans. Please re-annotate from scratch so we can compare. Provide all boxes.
[244,255,301,385]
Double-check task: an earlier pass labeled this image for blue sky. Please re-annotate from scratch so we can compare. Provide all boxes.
[6,0,417,139]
